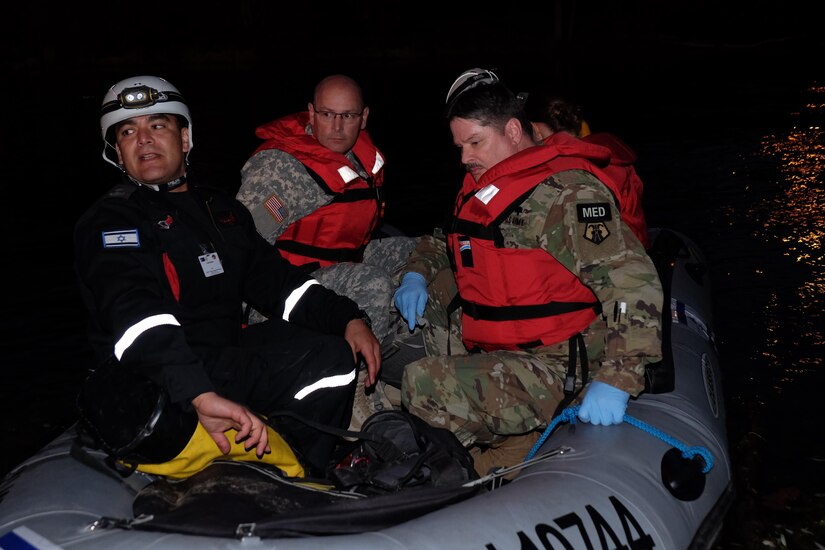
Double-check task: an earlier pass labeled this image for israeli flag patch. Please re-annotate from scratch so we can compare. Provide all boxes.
[102,229,140,248]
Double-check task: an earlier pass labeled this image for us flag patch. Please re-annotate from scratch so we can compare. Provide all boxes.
[264,194,288,224]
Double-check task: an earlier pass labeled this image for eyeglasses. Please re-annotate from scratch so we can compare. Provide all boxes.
[312,104,364,123]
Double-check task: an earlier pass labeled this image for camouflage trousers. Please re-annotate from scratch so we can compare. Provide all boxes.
[248,236,418,343]
[313,236,418,342]
[402,266,606,447]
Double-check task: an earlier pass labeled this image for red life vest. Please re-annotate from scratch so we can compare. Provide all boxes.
[580,133,650,248]
[253,113,386,268]
[448,136,623,351]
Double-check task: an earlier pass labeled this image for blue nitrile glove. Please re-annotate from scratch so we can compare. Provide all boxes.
[578,381,630,426]
[394,272,428,332]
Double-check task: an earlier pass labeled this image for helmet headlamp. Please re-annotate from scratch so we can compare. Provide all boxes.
[101,86,186,116]
[120,85,161,109]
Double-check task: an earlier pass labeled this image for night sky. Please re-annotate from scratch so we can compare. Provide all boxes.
[7,1,820,231]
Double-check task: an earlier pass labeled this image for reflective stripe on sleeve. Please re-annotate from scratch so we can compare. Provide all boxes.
[282,279,320,322]
[293,368,357,400]
[114,313,181,360]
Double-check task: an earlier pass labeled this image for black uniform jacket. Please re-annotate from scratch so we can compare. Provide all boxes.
[74,178,360,404]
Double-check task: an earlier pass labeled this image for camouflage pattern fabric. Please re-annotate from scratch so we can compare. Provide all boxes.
[400,169,662,447]
[402,232,465,355]
[531,169,662,395]
[237,146,418,341]
[238,149,330,242]
[311,237,417,341]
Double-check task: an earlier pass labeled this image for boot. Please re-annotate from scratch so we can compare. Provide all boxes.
[380,325,426,388]
[471,431,541,480]
[348,368,396,433]
[381,382,403,408]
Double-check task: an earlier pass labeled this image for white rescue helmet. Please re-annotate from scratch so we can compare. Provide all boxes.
[445,68,499,106]
[100,75,193,168]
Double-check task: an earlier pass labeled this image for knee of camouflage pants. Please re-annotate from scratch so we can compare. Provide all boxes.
[401,356,483,447]
[401,351,567,448]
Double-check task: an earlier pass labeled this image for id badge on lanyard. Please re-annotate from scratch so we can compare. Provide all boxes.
[198,247,224,277]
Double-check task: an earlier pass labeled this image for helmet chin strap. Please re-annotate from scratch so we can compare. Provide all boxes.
[126,172,188,192]
[123,155,190,192]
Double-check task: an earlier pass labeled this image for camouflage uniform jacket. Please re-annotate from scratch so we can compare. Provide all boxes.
[406,143,662,396]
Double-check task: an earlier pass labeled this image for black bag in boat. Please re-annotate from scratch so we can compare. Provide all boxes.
[75,359,196,465]
[132,460,481,538]
[328,409,479,494]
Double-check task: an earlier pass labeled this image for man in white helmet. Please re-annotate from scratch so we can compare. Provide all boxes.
[75,75,381,477]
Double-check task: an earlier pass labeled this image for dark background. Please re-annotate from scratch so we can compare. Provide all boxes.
[6,2,818,232]
[3,2,824,547]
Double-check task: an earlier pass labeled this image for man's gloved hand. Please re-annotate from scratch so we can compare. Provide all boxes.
[578,381,630,426]
[393,272,428,332]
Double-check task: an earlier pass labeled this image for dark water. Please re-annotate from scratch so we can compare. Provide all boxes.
[2,24,824,548]
[637,85,825,547]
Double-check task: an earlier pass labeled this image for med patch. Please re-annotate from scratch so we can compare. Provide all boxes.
[577,203,612,245]
[576,203,612,223]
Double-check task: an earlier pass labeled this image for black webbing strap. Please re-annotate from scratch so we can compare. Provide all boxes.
[276,240,366,263]
[552,333,589,417]
[460,298,601,322]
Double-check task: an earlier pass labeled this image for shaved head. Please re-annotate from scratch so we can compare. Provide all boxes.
[313,74,364,107]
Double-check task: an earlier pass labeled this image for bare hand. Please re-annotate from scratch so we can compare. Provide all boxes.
[190,391,271,458]
[344,319,381,387]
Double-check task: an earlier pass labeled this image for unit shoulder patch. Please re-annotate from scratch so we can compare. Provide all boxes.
[583,222,611,244]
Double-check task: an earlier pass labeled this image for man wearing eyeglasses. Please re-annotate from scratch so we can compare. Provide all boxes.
[237,74,417,427]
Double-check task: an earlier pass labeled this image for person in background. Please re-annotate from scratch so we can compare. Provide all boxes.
[524,92,650,248]
[236,74,418,424]
[393,69,663,476]
[75,75,380,477]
